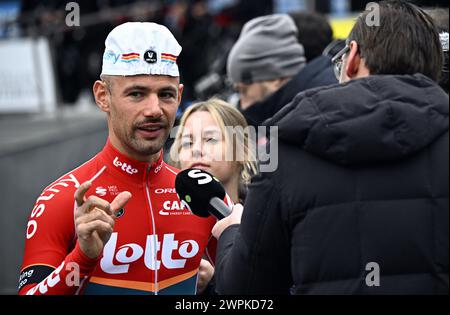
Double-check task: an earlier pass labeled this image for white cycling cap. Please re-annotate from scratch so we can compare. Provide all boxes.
[101,22,182,77]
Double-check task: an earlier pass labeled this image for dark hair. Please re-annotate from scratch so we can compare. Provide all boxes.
[348,0,443,82]
[289,11,333,62]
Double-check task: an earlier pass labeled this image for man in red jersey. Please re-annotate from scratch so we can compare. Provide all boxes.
[18,22,218,295]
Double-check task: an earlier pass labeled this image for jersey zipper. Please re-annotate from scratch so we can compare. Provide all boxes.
[145,165,159,295]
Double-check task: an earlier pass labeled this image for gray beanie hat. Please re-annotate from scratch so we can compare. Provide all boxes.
[227,14,306,84]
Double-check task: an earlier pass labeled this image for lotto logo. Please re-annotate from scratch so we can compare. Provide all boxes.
[100,233,199,274]
[113,157,138,175]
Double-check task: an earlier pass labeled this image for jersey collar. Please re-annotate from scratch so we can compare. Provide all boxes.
[99,139,165,185]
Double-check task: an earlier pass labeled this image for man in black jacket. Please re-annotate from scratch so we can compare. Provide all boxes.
[227,14,307,112]
[227,13,337,128]
[213,0,449,294]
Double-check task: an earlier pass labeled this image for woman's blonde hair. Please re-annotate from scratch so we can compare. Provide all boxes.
[170,98,257,186]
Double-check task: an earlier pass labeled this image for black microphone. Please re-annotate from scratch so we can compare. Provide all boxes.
[175,168,232,219]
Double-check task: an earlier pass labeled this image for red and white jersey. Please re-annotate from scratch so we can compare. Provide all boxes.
[19,140,222,295]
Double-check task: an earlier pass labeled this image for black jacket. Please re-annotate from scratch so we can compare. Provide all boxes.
[241,55,337,128]
[215,74,449,294]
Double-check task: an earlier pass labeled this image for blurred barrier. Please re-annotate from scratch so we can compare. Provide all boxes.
[0,37,57,113]
[0,110,107,294]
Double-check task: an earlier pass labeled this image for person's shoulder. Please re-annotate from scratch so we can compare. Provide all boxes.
[25,158,102,243]
[38,156,101,204]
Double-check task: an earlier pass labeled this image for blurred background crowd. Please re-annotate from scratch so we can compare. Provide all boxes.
[0,0,448,295]
[1,0,447,111]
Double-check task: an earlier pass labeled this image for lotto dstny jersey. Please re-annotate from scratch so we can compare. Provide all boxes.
[18,140,221,295]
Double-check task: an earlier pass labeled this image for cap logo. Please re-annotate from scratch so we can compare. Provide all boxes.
[161,53,178,64]
[121,52,140,63]
[104,50,120,64]
[144,50,158,64]
[101,22,182,76]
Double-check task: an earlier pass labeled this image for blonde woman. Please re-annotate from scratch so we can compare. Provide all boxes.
[169,98,257,294]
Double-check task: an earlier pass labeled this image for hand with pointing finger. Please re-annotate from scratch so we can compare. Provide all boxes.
[74,181,132,259]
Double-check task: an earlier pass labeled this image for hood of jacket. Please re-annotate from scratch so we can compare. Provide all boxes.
[266,74,449,165]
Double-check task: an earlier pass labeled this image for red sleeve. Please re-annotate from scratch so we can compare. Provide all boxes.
[18,173,97,295]
[19,243,99,295]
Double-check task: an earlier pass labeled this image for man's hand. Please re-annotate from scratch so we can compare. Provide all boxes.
[212,204,243,239]
[74,181,132,259]
[197,259,214,294]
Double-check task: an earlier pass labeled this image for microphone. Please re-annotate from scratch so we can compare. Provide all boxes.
[175,168,232,219]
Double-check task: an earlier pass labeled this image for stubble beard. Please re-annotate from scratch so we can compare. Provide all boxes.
[127,127,169,157]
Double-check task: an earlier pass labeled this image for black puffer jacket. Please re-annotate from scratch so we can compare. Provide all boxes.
[215,74,449,295]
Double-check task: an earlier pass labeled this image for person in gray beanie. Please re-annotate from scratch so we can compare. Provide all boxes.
[227,14,306,109]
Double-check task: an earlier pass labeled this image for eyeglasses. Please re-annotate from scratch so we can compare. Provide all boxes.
[331,45,350,81]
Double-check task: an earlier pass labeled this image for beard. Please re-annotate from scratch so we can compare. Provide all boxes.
[112,117,172,159]
[128,128,169,155]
